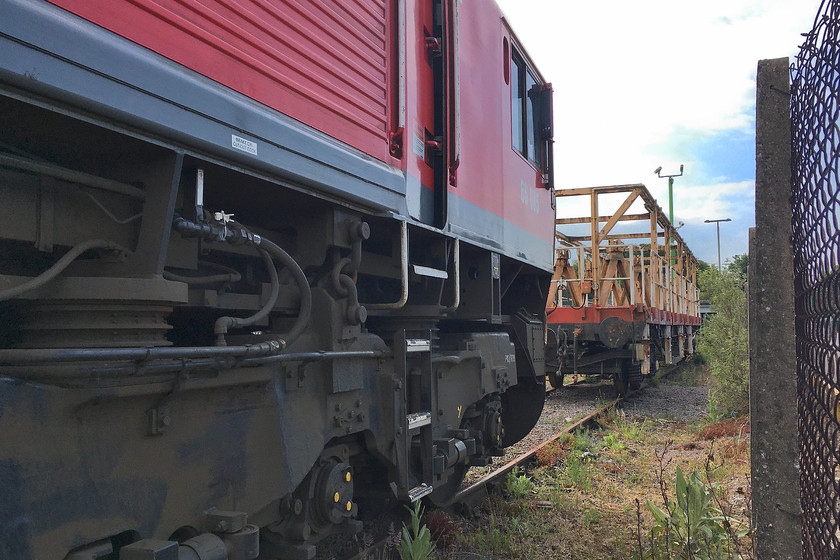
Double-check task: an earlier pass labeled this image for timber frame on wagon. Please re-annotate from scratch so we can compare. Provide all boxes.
[545,184,701,394]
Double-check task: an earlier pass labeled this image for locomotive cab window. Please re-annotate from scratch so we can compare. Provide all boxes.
[511,48,550,171]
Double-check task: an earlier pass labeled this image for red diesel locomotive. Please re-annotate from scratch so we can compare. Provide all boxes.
[0,1,554,558]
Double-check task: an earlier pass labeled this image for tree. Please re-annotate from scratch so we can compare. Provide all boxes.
[695,259,712,301]
[725,254,748,289]
[697,266,749,415]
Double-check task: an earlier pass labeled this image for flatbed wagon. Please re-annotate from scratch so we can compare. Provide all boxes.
[545,184,701,394]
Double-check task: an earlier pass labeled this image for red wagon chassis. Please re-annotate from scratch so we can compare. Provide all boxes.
[548,304,701,328]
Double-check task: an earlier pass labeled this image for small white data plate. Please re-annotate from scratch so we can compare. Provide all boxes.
[407,411,432,430]
[231,134,258,156]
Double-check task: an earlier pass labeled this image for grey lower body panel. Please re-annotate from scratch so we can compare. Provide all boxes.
[448,194,554,272]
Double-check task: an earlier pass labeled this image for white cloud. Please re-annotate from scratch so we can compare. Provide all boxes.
[496,0,814,183]
[673,180,755,222]
[496,0,815,261]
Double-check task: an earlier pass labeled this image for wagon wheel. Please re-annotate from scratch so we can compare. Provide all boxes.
[547,368,565,390]
[614,359,643,396]
[627,360,643,391]
[545,328,563,389]
[612,369,630,397]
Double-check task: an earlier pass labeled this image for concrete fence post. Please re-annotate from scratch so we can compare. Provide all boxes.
[750,57,801,558]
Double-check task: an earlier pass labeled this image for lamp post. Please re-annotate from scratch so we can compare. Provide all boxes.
[704,218,732,271]
[655,164,685,226]
[655,165,684,273]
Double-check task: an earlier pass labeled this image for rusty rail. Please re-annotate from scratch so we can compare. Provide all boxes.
[454,363,684,506]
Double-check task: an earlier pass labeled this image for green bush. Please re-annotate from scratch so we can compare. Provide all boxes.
[696,265,749,415]
[642,467,747,559]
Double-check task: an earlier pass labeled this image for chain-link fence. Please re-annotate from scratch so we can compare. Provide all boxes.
[791,0,840,555]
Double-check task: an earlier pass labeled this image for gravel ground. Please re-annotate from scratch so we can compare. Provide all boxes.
[620,382,710,421]
[464,367,712,485]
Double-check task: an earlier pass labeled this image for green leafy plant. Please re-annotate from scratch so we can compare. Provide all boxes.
[705,393,723,425]
[614,410,644,442]
[505,468,534,499]
[486,526,510,552]
[642,467,747,559]
[468,511,512,555]
[563,453,592,491]
[603,432,625,451]
[573,428,595,452]
[583,507,603,527]
[397,501,435,560]
[697,266,749,415]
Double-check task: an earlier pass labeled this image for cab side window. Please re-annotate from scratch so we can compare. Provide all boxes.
[511,53,525,155]
[525,69,541,167]
[511,48,543,170]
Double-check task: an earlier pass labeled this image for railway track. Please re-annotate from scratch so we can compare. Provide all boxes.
[451,396,619,508]
[455,363,681,508]
[341,363,684,560]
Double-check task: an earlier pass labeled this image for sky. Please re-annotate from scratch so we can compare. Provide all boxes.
[495,0,819,267]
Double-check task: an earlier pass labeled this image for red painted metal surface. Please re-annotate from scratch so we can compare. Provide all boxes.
[46,0,555,246]
[47,0,396,163]
[547,305,701,327]
[452,4,554,245]
[403,0,436,196]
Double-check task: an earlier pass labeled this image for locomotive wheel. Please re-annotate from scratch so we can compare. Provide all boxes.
[500,375,546,447]
[312,460,355,530]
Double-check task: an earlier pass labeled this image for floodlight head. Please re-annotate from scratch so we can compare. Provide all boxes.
[679,164,684,173]
[654,166,662,175]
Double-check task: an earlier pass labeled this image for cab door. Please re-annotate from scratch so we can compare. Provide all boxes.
[404,0,458,229]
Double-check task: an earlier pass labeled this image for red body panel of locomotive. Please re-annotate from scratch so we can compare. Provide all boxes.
[47,0,555,250]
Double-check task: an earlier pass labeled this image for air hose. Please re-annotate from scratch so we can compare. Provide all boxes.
[172,216,312,351]
[0,239,128,302]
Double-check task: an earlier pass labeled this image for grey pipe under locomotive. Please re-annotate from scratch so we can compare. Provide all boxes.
[0,1,555,558]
